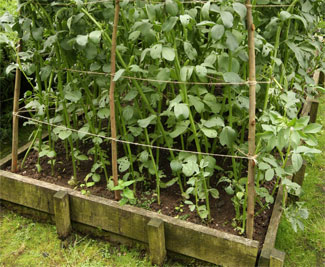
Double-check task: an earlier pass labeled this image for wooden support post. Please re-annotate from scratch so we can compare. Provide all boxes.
[246,0,256,240]
[11,39,22,172]
[269,248,285,267]
[292,160,307,187]
[309,99,319,123]
[53,191,71,239]
[109,0,121,200]
[147,218,166,266]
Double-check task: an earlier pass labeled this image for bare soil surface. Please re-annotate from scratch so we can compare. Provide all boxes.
[9,140,275,249]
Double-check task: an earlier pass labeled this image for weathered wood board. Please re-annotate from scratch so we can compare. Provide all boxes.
[0,170,259,266]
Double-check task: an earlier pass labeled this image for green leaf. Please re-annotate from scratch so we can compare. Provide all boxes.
[165,0,178,16]
[201,2,210,20]
[150,44,162,59]
[225,31,239,51]
[182,161,199,177]
[204,53,217,65]
[188,95,205,113]
[113,69,125,81]
[129,31,141,41]
[123,188,135,200]
[162,16,178,32]
[170,120,190,138]
[184,42,197,61]
[259,162,271,170]
[223,72,242,83]
[78,126,89,139]
[118,157,130,172]
[76,34,88,46]
[201,127,218,138]
[40,66,52,81]
[123,106,134,121]
[32,27,43,41]
[65,90,81,103]
[97,108,110,119]
[292,153,303,172]
[139,150,149,163]
[58,129,72,140]
[160,177,179,188]
[209,188,219,199]
[233,3,247,20]
[265,168,274,181]
[296,146,321,154]
[203,93,221,114]
[92,173,101,182]
[303,123,322,134]
[162,47,175,61]
[138,115,156,128]
[180,14,192,27]
[76,154,88,161]
[180,66,194,81]
[170,160,182,172]
[89,30,101,44]
[220,11,233,28]
[174,103,189,119]
[280,11,291,21]
[219,126,237,147]
[203,117,224,128]
[286,42,305,68]
[211,24,225,41]
[195,65,207,78]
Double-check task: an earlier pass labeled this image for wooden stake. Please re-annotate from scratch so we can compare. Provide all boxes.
[246,1,256,240]
[11,40,22,172]
[109,0,121,200]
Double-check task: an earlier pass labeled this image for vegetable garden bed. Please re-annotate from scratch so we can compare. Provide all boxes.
[1,148,283,267]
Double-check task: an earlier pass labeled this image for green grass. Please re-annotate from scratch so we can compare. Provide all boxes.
[275,94,325,267]
[0,208,153,266]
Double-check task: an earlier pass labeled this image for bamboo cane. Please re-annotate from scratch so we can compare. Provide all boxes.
[246,0,256,240]
[109,0,121,200]
[11,35,22,171]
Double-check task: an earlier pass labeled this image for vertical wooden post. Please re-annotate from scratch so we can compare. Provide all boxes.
[147,218,166,266]
[109,0,121,200]
[53,191,71,239]
[309,99,319,123]
[246,1,256,240]
[292,160,307,187]
[11,40,22,172]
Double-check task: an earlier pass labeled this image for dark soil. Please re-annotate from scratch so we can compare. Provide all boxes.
[10,140,275,249]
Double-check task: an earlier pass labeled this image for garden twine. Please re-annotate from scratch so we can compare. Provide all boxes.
[13,111,258,164]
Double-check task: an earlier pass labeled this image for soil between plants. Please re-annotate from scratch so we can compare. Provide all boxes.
[9,140,275,249]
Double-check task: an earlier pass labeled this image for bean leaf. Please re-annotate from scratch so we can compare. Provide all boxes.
[174,103,190,119]
[162,47,175,61]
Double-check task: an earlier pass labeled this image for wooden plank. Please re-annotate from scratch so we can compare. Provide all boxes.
[54,191,71,239]
[258,186,286,267]
[147,218,166,266]
[270,248,285,267]
[0,170,259,266]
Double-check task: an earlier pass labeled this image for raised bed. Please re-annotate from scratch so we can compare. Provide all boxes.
[1,145,290,267]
